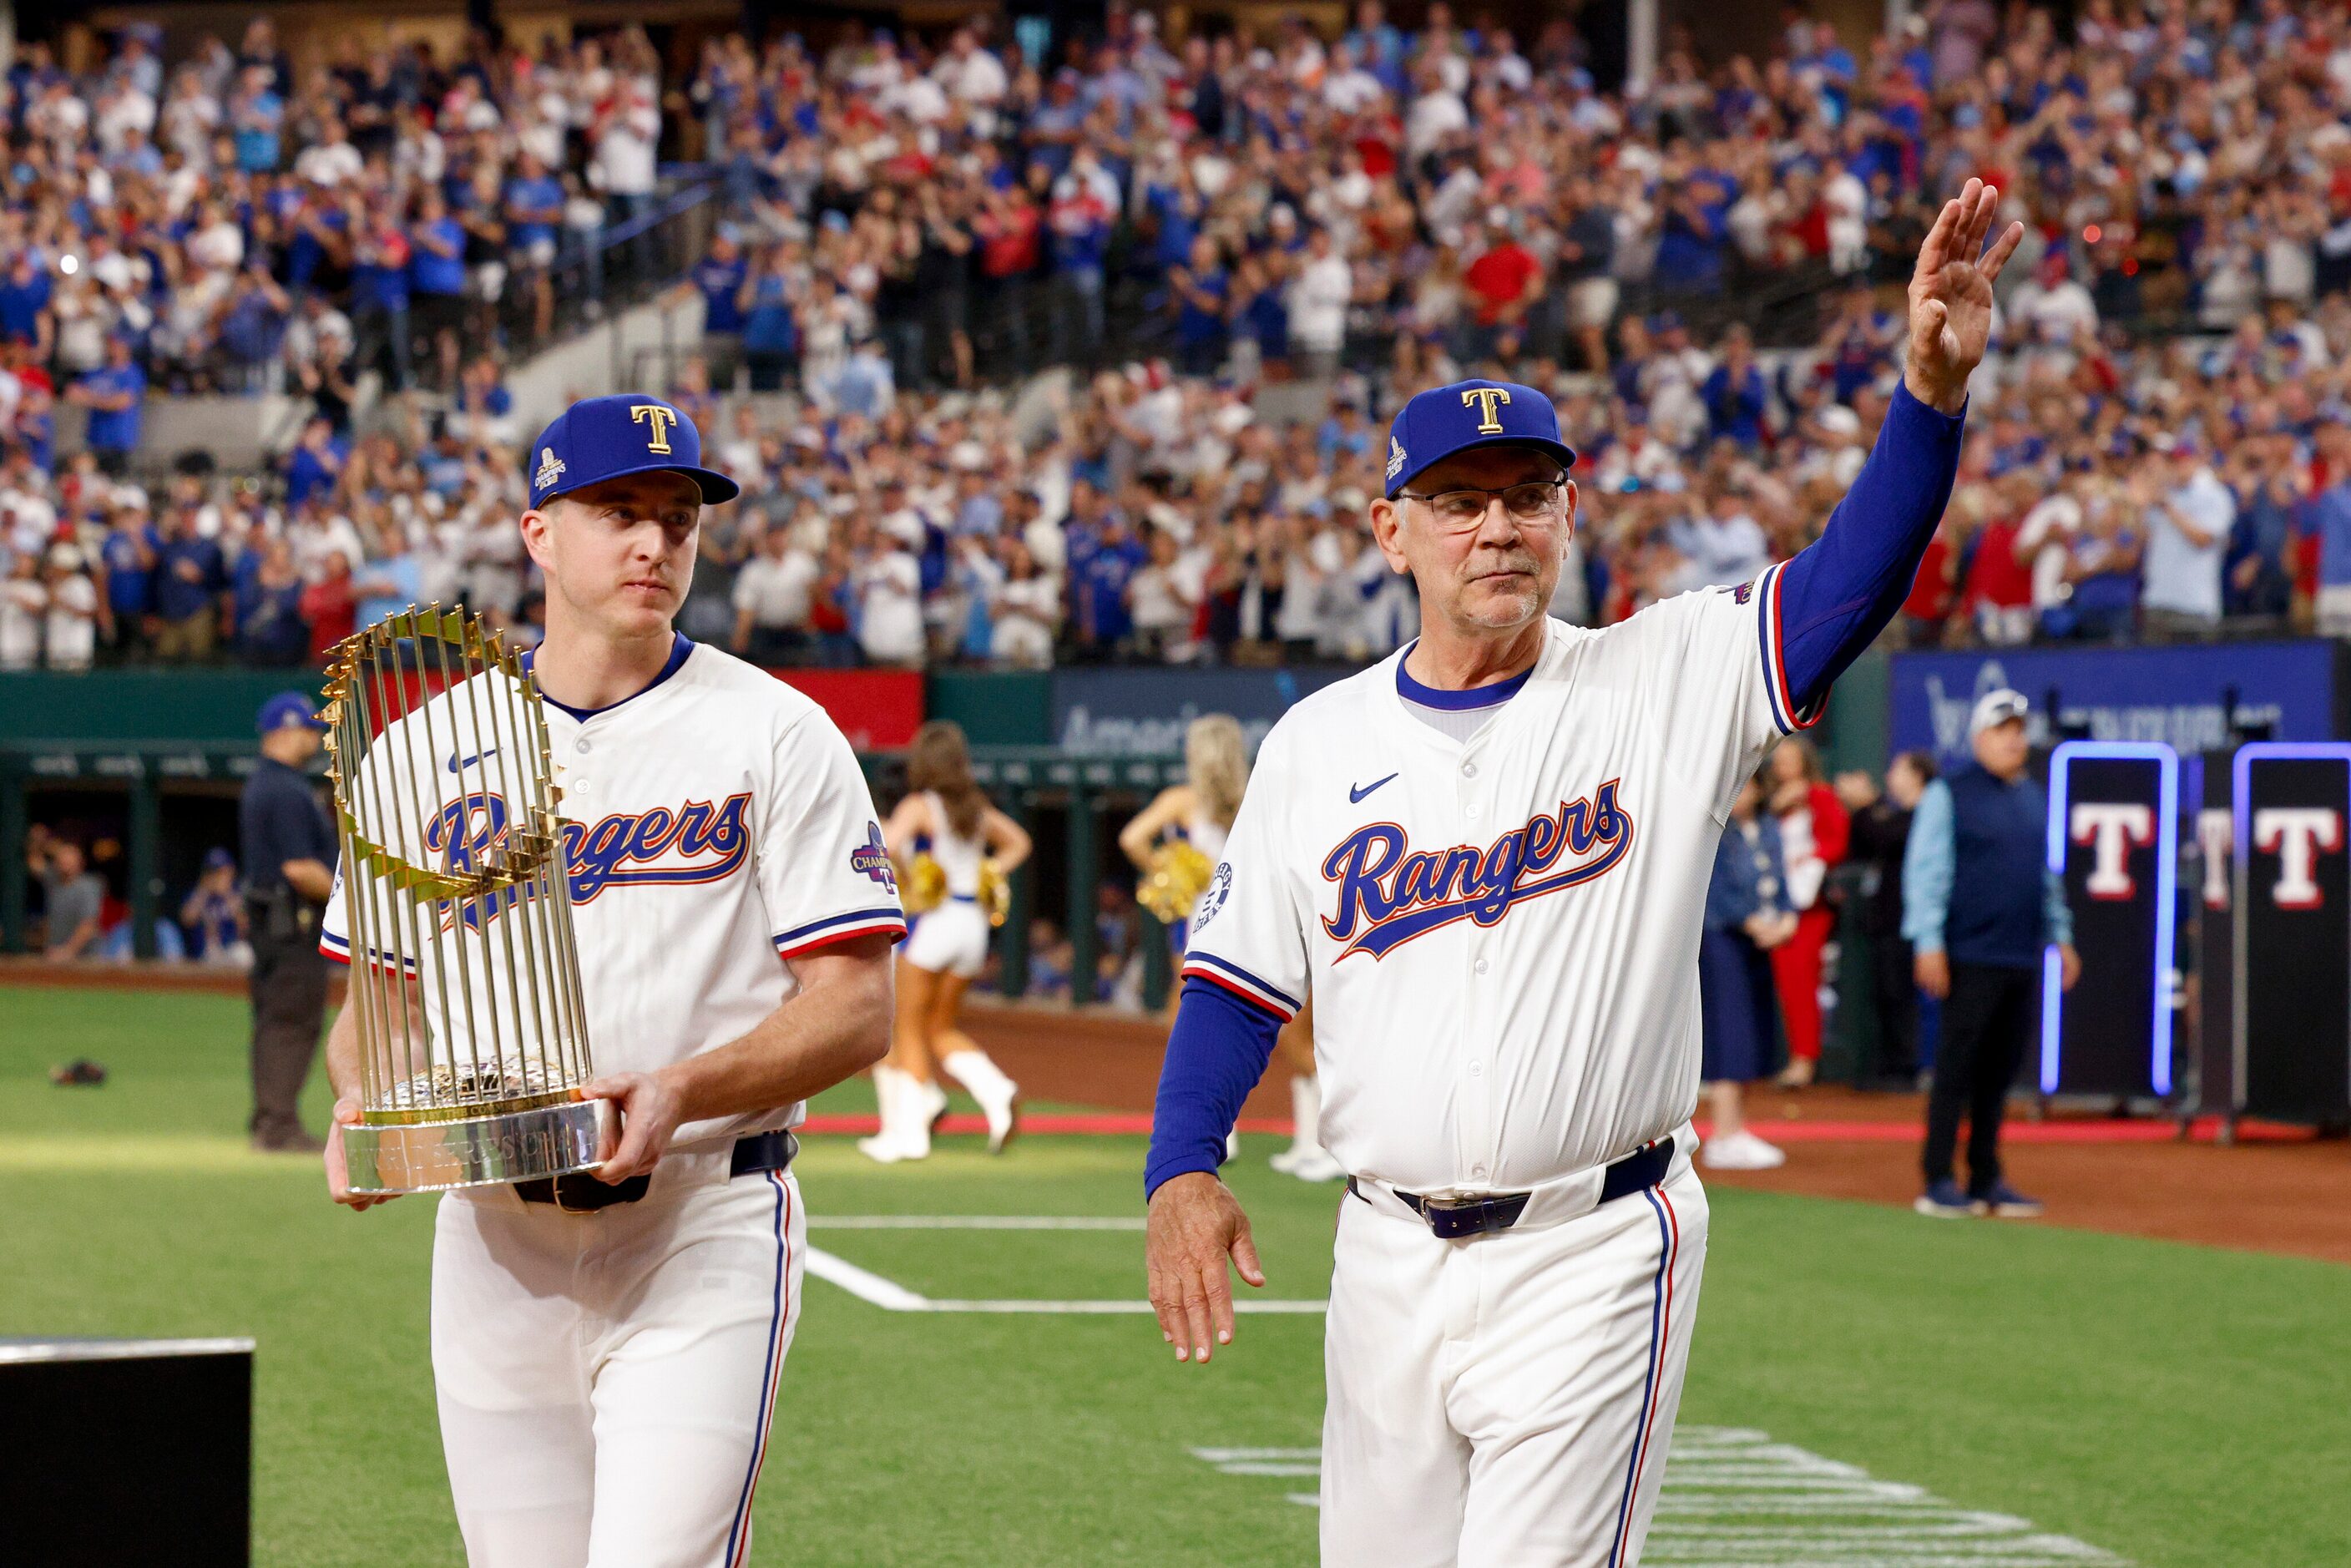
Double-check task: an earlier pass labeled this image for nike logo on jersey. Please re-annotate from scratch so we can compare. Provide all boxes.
[447,747,499,773]
[1320,780,1634,960]
[1349,773,1399,803]
[423,790,752,924]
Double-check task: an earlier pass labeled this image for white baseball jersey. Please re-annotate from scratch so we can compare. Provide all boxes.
[321,635,908,1147]
[1181,569,1813,1194]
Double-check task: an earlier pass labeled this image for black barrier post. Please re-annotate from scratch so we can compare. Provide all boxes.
[2043,742,2178,1101]
[997,792,1033,998]
[2232,742,2351,1125]
[127,766,161,961]
[1140,909,1172,1012]
[0,764,24,953]
[1066,791,1097,1007]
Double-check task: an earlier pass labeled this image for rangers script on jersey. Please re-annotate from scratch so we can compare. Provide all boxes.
[1180,564,1818,1194]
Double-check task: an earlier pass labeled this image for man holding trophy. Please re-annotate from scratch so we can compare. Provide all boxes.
[317,394,905,1567]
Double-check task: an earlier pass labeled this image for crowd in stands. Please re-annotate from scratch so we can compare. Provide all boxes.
[0,15,672,415]
[14,1,2351,673]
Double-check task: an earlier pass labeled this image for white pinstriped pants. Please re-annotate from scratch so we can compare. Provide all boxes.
[1320,1165,1708,1566]
[430,1164,804,1568]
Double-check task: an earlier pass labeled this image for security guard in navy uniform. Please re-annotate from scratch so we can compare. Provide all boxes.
[241,691,337,1152]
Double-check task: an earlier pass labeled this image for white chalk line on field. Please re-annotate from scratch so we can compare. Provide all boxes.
[803,1246,1327,1314]
[1191,1428,2130,1565]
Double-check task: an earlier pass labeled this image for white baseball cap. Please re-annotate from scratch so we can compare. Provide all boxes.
[1969,689,2030,738]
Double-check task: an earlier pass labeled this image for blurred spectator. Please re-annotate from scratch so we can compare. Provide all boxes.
[150,493,230,659]
[43,542,99,669]
[28,827,105,960]
[1766,737,1848,1091]
[180,847,252,968]
[1698,770,1791,1172]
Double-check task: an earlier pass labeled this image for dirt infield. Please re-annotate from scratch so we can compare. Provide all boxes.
[13,962,2346,1265]
[958,1003,2351,1267]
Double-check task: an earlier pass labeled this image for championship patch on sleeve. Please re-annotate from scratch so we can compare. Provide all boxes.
[851,823,897,891]
[1191,862,1234,935]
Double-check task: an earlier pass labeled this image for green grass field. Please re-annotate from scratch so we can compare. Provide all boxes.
[5,984,2348,1565]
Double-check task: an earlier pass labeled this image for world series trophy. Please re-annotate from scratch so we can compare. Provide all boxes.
[321,606,612,1194]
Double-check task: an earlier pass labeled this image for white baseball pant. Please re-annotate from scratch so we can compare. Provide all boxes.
[1321,1160,1708,1566]
[430,1155,805,1568]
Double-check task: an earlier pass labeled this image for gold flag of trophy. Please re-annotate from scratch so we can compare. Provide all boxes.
[322,606,610,1194]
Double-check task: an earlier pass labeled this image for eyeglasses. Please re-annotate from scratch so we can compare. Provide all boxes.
[1398,478,1567,530]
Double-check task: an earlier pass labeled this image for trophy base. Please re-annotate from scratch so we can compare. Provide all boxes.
[344,1098,615,1195]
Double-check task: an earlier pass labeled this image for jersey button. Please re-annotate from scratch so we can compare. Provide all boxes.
[1469,1060,1481,1077]
[1474,958,1489,975]
[1471,1164,1487,1180]
[1462,761,1478,777]
[575,739,591,754]
[1465,804,1480,820]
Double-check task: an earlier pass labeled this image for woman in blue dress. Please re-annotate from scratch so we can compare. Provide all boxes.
[1699,769,1796,1171]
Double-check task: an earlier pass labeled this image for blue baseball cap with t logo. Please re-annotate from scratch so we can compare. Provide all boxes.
[524,393,741,509]
[256,691,326,734]
[1383,378,1578,498]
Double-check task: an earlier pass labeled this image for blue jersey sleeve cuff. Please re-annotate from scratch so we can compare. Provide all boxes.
[1145,976,1286,1198]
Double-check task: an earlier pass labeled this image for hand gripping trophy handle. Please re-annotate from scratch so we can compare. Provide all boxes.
[324,606,614,1193]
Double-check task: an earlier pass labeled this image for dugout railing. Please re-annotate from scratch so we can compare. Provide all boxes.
[0,741,1196,1011]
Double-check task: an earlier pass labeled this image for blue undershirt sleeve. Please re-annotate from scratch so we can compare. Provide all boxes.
[1775,382,1969,714]
[1144,977,1283,1199]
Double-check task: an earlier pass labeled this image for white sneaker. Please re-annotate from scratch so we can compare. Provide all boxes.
[918,1076,949,1134]
[1701,1129,1787,1171]
[1287,1147,1345,1183]
[856,1133,917,1164]
[979,1084,1021,1155]
[1268,1146,1305,1175]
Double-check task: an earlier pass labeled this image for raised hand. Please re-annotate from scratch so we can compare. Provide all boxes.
[1904,178,2025,414]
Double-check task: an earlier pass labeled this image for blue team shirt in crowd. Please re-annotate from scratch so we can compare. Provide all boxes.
[78,362,146,451]
[285,438,346,510]
[102,526,157,617]
[0,269,51,341]
[153,534,226,621]
[504,175,564,248]
[351,249,409,312]
[409,217,466,296]
[697,255,749,333]
[233,94,283,171]
[1070,529,1147,643]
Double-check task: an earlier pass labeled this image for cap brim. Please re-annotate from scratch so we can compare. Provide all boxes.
[1387,435,1579,499]
[544,461,742,507]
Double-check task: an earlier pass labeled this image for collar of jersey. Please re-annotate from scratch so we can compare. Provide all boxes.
[1393,640,1536,711]
[523,633,695,723]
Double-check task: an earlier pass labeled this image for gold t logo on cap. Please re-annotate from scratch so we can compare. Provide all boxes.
[1461,387,1511,434]
[630,404,678,454]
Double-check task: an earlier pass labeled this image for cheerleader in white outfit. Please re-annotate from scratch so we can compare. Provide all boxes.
[1120,716,1338,1181]
[860,721,1033,1162]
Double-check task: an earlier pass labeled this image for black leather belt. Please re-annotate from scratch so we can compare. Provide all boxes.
[517,1128,799,1213]
[1347,1137,1674,1240]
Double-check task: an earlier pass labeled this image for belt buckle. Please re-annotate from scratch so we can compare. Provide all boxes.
[554,1181,606,1216]
[1418,1194,1516,1240]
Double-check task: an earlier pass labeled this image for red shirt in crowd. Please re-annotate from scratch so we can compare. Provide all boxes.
[1464,242,1540,326]
[1961,513,2033,613]
[1902,532,1956,622]
[300,576,356,661]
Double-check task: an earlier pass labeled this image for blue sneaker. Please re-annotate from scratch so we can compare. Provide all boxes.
[1971,1182,2043,1219]
[1913,1179,1974,1218]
